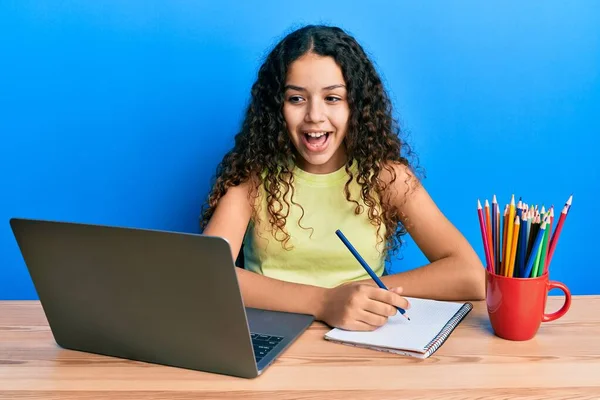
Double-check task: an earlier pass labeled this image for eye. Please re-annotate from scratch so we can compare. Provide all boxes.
[325,96,342,103]
[287,95,304,104]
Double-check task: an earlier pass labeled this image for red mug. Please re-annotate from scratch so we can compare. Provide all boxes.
[486,270,571,341]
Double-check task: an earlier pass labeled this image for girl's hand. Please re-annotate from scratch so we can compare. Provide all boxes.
[318,283,410,331]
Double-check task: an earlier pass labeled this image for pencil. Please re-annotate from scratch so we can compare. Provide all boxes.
[543,206,555,275]
[485,200,494,272]
[527,212,540,262]
[507,215,520,278]
[532,207,548,277]
[491,196,497,273]
[501,204,509,275]
[516,213,528,278]
[335,229,410,320]
[523,218,549,279]
[537,221,551,277]
[504,195,516,277]
[495,202,501,274]
[531,221,545,277]
[513,200,523,276]
[525,206,532,259]
[546,195,573,269]
[478,200,493,272]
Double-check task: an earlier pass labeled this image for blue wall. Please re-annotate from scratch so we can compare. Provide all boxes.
[1,1,598,299]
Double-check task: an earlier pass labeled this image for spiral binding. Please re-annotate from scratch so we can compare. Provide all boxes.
[422,302,473,358]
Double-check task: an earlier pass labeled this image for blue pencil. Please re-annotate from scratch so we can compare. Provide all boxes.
[523,218,548,278]
[335,229,410,320]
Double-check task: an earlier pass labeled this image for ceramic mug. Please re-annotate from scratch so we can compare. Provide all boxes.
[486,270,571,341]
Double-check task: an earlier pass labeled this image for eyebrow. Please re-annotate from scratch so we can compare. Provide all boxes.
[284,84,346,91]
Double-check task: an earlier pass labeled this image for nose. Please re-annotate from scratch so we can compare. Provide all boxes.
[304,99,326,123]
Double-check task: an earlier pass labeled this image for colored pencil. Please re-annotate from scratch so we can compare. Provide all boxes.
[492,195,498,274]
[531,228,545,277]
[478,194,571,279]
[501,204,509,275]
[513,200,523,275]
[504,195,516,277]
[517,213,528,278]
[335,229,410,319]
[485,200,494,272]
[543,207,554,275]
[477,200,493,272]
[523,218,548,279]
[495,202,501,274]
[527,213,540,261]
[525,206,532,253]
[507,215,520,278]
[537,222,551,277]
[546,195,573,269]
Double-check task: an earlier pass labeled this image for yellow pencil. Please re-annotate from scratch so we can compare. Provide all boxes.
[504,195,516,277]
[507,215,520,278]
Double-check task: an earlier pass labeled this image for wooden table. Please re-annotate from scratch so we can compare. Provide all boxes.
[1,296,599,399]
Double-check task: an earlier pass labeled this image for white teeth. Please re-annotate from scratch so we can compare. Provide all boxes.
[305,132,327,138]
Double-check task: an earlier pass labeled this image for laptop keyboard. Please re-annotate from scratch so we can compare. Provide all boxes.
[251,333,284,363]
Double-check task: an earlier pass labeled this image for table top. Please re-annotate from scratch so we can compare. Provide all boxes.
[1,296,598,399]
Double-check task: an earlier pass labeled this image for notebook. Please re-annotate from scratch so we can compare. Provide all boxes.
[324,297,472,358]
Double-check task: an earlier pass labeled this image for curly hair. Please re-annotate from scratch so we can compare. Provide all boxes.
[200,24,419,259]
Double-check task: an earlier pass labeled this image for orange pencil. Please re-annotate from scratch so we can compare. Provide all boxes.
[507,215,520,278]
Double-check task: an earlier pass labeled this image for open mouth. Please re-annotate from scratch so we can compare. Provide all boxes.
[302,131,331,152]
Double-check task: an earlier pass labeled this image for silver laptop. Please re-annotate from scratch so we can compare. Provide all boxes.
[9,218,314,378]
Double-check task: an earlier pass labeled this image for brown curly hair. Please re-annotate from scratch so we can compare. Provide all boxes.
[200,25,420,259]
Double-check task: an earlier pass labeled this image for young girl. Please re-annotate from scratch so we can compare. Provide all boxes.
[200,25,485,331]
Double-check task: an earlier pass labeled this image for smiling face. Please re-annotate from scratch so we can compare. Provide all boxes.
[283,52,350,174]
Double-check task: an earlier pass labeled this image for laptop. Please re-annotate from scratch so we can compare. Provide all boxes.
[9,218,314,378]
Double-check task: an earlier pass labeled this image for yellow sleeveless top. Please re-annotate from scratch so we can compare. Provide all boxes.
[242,161,386,288]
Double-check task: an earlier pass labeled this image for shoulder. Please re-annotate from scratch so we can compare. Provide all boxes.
[214,174,262,213]
[377,161,421,201]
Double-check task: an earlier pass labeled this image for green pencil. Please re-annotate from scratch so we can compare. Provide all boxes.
[537,225,551,277]
[531,239,543,277]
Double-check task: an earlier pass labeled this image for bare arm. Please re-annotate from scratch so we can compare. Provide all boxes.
[202,179,409,330]
[367,164,486,301]
[202,180,327,316]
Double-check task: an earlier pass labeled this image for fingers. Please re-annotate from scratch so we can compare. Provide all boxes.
[356,309,389,330]
[362,297,398,317]
[345,319,381,331]
[367,286,410,311]
[389,286,403,295]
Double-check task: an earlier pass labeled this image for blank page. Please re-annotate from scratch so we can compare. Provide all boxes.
[325,297,466,353]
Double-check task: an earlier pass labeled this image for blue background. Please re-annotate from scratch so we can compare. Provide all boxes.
[1,1,598,299]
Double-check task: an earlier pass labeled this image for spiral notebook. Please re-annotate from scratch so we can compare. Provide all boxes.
[324,297,472,358]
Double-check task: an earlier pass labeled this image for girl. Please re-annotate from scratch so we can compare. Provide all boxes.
[201,25,485,331]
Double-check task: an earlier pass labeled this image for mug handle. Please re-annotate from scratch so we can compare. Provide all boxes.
[542,280,572,322]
